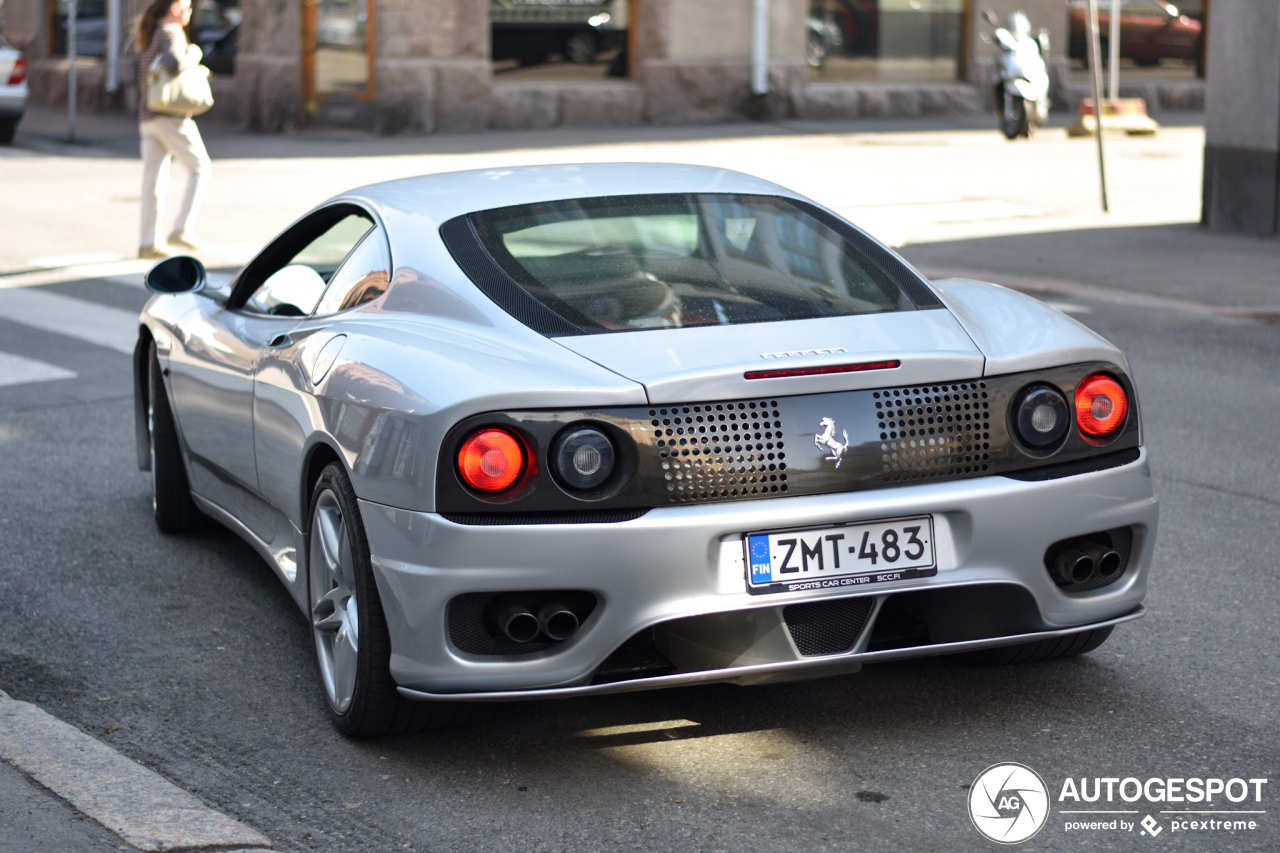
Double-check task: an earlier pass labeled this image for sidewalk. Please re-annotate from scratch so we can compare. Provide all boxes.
[4,104,1275,317]
[12,102,1210,162]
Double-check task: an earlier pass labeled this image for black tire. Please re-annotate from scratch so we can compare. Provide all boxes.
[1001,95,1030,140]
[307,462,480,737]
[0,118,18,145]
[148,344,201,533]
[949,626,1113,667]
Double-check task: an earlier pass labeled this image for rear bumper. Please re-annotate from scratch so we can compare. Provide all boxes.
[361,448,1157,697]
[0,84,27,117]
[397,607,1144,701]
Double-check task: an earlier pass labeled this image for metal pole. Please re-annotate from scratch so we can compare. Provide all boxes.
[106,0,121,93]
[750,0,770,96]
[824,2,835,66]
[1086,0,1109,212]
[1108,0,1121,101]
[67,0,78,142]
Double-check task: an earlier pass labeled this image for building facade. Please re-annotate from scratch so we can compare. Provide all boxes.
[1,0,1207,133]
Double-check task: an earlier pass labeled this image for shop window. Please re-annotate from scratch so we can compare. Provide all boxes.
[49,0,107,57]
[1066,0,1205,79]
[808,0,965,83]
[47,0,240,76]
[492,0,631,82]
[304,0,376,123]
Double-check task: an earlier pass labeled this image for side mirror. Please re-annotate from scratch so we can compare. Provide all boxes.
[982,9,998,27]
[145,256,207,294]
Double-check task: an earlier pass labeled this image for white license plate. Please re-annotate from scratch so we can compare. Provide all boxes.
[745,515,936,593]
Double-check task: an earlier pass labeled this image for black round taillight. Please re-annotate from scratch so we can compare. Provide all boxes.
[553,428,615,490]
[1012,385,1070,449]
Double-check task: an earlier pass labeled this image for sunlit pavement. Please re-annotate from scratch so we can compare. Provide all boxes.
[3,106,1207,274]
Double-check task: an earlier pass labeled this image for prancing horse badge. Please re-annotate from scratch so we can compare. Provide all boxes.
[814,417,850,468]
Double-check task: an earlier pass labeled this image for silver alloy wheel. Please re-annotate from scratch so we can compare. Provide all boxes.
[309,489,360,714]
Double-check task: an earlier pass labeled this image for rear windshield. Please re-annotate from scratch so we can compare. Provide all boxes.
[467,194,915,334]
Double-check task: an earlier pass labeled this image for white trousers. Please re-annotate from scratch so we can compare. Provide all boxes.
[139,116,212,249]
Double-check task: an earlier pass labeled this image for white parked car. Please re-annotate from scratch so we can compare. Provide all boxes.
[0,37,28,144]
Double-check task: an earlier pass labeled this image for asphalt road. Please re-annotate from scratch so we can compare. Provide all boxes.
[1,110,1276,851]
[0,254,1276,852]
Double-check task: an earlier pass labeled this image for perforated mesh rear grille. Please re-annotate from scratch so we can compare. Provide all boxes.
[645,400,789,503]
[875,382,991,482]
[783,597,875,656]
[437,362,1142,515]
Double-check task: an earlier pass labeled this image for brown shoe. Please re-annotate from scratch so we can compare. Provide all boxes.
[167,233,206,252]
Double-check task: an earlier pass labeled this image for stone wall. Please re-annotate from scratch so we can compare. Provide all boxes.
[16,0,1209,135]
[1201,1,1280,235]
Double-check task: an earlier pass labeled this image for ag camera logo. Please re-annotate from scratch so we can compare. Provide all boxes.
[969,763,1050,844]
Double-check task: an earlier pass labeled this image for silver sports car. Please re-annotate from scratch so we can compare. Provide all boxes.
[135,164,1158,737]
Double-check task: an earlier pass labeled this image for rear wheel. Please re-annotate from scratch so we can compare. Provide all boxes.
[148,344,201,533]
[949,626,1112,666]
[0,118,17,145]
[308,462,478,737]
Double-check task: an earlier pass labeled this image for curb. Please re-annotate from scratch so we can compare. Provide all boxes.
[0,690,272,852]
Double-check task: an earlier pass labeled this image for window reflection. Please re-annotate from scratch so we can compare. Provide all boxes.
[314,0,369,93]
[808,0,964,83]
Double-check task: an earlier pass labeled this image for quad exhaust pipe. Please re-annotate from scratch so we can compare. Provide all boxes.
[492,597,581,643]
[493,599,541,644]
[1052,547,1096,585]
[537,601,580,642]
[1048,537,1122,587]
[1080,541,1123,582]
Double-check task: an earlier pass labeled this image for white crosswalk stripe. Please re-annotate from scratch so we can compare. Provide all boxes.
[0,287,140,355]
[0,351,78,387]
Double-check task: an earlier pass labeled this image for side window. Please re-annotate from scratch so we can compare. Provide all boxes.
[313,229,391,316]
[243,212,374,317]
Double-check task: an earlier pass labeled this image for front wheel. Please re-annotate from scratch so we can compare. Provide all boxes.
[307,462,477,737]
[1001,93,1030,139]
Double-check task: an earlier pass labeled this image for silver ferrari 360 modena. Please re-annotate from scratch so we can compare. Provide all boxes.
[135,164,1158,737]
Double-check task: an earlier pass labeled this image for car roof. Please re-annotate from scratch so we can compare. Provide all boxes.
[332,163,811,230]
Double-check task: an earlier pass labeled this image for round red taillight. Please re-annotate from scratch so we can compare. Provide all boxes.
[457,428,525,492]
[1075,375,1129,438]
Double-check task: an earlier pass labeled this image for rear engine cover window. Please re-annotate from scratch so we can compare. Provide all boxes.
[468,194,914,334]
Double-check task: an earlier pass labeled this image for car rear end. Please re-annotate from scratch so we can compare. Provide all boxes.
[358,182,1157,701]
[0,39,29,144]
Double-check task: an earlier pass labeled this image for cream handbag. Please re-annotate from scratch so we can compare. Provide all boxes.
[148,53,214,117]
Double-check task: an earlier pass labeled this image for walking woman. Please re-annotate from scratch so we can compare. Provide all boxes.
[136,0,211,259]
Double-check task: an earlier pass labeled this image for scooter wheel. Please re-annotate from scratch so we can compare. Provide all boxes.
[1001,97,1030,140]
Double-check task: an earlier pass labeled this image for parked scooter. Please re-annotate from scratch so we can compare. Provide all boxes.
[982,10,1051,139]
